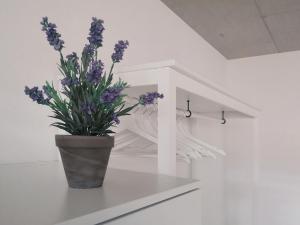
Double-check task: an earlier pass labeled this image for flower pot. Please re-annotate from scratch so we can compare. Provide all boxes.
[55,135,114,189]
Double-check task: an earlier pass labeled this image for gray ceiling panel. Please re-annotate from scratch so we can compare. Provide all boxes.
[192,14,277,59]
[161,0,300,58]
[265,11,300,52]
[256,0,300,16]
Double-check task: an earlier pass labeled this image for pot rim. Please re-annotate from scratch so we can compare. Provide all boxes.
[55,134,114,138]
[55,134,114,148]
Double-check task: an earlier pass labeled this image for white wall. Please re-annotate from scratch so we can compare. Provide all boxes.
[227,51,300,225]
[0,0,226,164]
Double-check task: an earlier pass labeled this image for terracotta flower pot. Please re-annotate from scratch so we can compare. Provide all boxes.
[55,135,114,189]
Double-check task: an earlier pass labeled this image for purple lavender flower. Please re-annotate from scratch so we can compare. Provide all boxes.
[139,92,164,105]
[24,86,31,95]
[111,40,129,63]
[112,113,120,124]
[66,52,80,70]
[24,86,50,105]
[86,60,104,85]
[80,101,96,115]
[87,17,104,48]
[100,87,123,104]
[40,17,64,51]
[61,77,79,87]
[82,44,95,58]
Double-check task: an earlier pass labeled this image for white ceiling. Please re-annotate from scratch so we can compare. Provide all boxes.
[161,0,300,59]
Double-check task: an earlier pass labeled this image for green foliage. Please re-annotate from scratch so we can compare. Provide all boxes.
[43,53,138,136]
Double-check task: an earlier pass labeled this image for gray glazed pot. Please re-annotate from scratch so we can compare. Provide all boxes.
[55,135,114,189]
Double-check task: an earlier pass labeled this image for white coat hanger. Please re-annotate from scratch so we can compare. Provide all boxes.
[113,98,225,162]
[135,107,216,159]
[176,123,216,158]
[115,130,136,144]
[133,105,204,162]
[177,117,226,156]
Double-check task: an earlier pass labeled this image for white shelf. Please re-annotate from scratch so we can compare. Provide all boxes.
[0,162,200,225]
[117,60,260,118]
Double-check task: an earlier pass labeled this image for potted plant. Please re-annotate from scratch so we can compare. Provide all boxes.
[24,17,163,189]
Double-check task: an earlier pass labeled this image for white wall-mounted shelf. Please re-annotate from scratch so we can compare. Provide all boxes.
[115,60,260,176]
[117,60,260,118]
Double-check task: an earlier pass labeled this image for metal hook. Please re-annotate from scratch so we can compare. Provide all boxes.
[185,100,192,118]
[221,111,226,124]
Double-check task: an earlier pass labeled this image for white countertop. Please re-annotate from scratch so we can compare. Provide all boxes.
[0,162,200,225]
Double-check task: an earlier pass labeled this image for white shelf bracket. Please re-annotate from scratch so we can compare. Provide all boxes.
[157,68,177,176]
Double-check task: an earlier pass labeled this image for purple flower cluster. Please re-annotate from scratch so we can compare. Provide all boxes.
[139,92,164,105]
[80,101,96,115]
[66,52,80,70]
[86,60,104,85]
[61,77,79,87]
[24,86,50,105]
[112,113,120,124]
[111,40,129,63]
[41,17,64,51]
[88,17,104,48]
[82,44,95,58]
[100,87,122,104]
